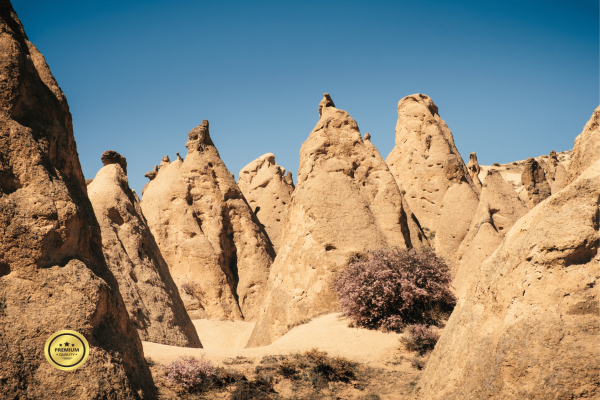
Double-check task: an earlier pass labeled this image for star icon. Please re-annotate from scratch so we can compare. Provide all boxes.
[64,342,70,347]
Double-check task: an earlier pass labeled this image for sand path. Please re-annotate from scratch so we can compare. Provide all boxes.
[143,313,403,367]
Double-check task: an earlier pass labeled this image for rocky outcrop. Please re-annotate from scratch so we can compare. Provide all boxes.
[0,3,156,398]
[452,169,528,298]
[416,159,600,399]
[568,105,600,183]
[543,150,568,194]
[466,152,482,192]
[238,153,294,251]
[140,120,275,321]
[246,94,427,347]
[521,157,551,208]
[386,94,479,259]
[88,151,202,348]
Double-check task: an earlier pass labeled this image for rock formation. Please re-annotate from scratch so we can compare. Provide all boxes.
[466,152,482,192]
[141,120,275,321]
[568,105,600,184]
[0,3,156,398]
[415,159,600,400]
[144,165,158,181]
[246,94,427,347]
[543,150,569,194]
[386,94,479,259]
[238,153,294,251]
[452,169,528,298]
[88,151,202,348]
[521,157,551,207]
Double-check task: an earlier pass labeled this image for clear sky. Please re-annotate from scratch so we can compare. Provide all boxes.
[14,0,599,196]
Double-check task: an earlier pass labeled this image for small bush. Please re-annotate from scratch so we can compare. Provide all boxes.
[180,280,199,297]
[230,374,273,400]
[162,355,216,392]
[303,349,355,385]
[400,324,440,355]
[411,356,426,370]
[334,248,456,331]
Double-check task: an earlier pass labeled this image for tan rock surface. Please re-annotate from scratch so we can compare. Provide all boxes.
[88,151,202,348]
[466,152,482,192]
[568,105,600,183]
[246,94,426,347]
[543,150,569,194]
[521,157,551,208]
[141,120,275,322]
[416,160,600,399]
[452,169,528,298]
[0,3,156,398]
[386,94,479,259]
[238,153,294,251]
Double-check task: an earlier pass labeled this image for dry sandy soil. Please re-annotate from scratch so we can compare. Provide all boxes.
[143,313,428,399]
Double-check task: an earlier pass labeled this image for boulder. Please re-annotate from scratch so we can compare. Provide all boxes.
[521,157,551,207]
[238,153,294,251]
[246,94,427,347]
[452,169,528,299]
[415,159,600,399]
[466,152,482,192]
[568,105,600,183]
[140,120,275,322]
[386,94,479,259]
[0,2,156,398]
[88,151,202,348]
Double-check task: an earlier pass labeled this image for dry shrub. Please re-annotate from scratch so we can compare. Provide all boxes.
[411,356,426,370]
[230,374,273,400]
[334,248,456,331]
[400,324,440,355]
[180,280,199,297]
[303,349,355,386]
[162,355,216,392]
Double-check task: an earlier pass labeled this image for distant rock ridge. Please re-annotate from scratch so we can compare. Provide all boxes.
[238,153,295,251]
[0,2,156,397]
[452,169,528,299]
[88,150,202,348]
[386,94,479,259]
[246,93,427,347]
[141,120,275,322]
[521,157,551,208]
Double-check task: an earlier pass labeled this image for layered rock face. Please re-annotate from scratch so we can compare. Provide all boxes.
[466,152,482,192]
[141,121,275,321]
[88,151,202,348]
[452,169,528,298]
[246,94,426,347]
[568,105,600,184]
[521,157,551,207]
[0,3,156,398]
[238,153,294,251]
[386,94,479,259]
[416,159,600,399]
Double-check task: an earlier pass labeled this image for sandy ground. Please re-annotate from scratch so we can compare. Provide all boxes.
[144,313,404,367]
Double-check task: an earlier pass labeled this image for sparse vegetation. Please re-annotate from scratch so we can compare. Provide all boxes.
[400,324,440,355]
[334,248,456,332]
[180,280,200,297]
[162,355,216,392]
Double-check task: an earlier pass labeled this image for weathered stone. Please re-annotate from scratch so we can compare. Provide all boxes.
[466,152,482,192]
[88,152,202,348]
[0,2,156,398]
[452,169,528,299]
[386,94,479,259]
[101,149,127,174]
[141,120,275,322]
[246,94,427,347]
[144,165,159,181]
[415,160,600,400]
[521,157,551,207]
[176,152,183,162]
[238,153,294,251]
[543,150,569,194]
[568,105,600,184]
[159,155,170,170]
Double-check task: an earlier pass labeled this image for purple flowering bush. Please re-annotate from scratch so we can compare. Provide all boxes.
[334,248,456,332]
[163,355,217,392]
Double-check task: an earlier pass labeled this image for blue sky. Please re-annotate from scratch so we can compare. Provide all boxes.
[15,0,599,195]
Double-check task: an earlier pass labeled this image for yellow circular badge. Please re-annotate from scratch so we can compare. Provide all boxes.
[44,330,89,371]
